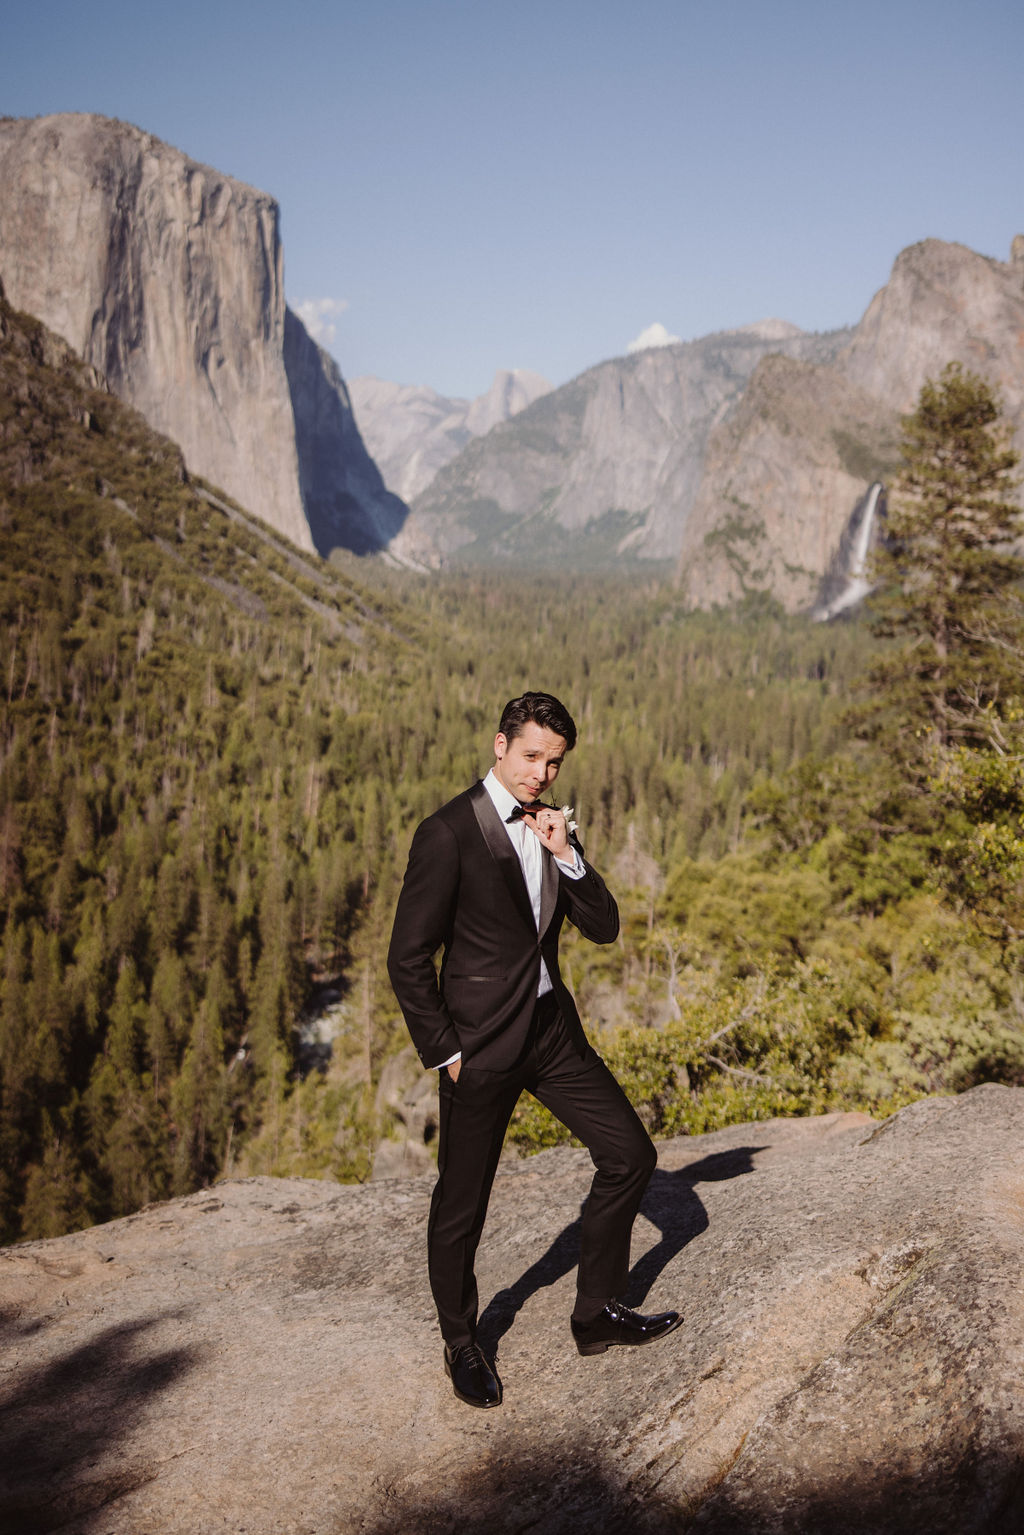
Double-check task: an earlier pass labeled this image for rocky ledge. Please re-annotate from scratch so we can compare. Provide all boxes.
[3,1085,1024,1533]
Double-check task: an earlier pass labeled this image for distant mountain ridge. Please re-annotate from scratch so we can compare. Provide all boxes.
[392,323,854,571]
[678,237,1024,610]
[349,368,551,503]
[0,112,407,558]
[394,236,1024,609]
[4,111,1023,610]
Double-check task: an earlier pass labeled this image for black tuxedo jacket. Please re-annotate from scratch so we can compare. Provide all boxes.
[387,780,619,1071]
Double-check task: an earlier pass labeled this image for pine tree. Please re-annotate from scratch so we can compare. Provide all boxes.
[171,977,228,1193]
[19,1122,90,1240]
[863,364,1024,944]
[867,363,1023,764]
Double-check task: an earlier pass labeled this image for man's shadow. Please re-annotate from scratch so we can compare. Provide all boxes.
[477,1145,763,1355]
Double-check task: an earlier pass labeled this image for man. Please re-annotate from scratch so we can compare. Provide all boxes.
[387,691,681,1409]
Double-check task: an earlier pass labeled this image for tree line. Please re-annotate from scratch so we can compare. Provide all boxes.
[2,287,1022,1240]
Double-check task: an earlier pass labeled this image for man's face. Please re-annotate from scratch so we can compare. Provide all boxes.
[493,722,568,803]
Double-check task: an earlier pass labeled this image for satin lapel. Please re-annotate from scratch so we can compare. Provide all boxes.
[539,846,559,937]
[468,781,536,935]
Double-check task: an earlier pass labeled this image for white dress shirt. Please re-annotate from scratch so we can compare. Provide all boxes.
[437,771,584,1068]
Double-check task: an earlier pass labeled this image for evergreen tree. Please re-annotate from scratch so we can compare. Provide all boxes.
[867,363,1023,765]
[20,1121,90,1240]
[861,363,1024,947]
[171,981,228,1193]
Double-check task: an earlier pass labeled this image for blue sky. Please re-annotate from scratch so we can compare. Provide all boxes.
[3,0,1023,398]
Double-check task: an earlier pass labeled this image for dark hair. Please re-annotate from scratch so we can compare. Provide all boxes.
[498,691,577,751]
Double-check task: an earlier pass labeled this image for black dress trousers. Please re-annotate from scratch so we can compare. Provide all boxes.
[428,999,657,1346]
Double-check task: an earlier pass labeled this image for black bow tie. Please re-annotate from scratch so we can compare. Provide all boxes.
[506,802,549,824]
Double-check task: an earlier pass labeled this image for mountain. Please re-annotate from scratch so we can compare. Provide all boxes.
[393,237,1024,608]
[0,112,406,557]
[677,237,1024,610]
[392,325,853,571]
[677,355,901,611]
[840,236,1024,419]
[6,111,1022,607]
[349,367,551,503]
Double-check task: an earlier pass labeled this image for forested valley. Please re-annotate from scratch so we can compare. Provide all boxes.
[3,293,1024,1244]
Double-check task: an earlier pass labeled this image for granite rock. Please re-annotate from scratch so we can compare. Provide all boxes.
[399,326,851,571]
[396,237,1024,609]
[3,1085,1024,1533]
[349,370,551,506]
[0,113,405,558]
[839,238,1024,431]
[678,355,900,610]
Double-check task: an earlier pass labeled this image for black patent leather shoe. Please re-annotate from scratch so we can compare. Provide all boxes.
[444,1342,503,1407]
[571,1300,683,1356]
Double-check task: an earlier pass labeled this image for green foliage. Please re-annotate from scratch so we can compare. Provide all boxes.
[507,959,862,1154]
[857,362,1024,956]
[0,295,413,1237]
[866,361,1023,761]
[5,315,1024,1244]
[932,732,1024,944]
[832,1007,1024,1118]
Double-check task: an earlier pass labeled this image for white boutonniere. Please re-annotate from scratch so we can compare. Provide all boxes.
[560,805,578,834]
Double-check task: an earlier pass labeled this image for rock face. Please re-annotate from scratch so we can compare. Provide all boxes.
[678,355,901,610]
[5,112,1022,600]
[4,1084,1024,1533]
[840,238,1024,423]
[283,310,407,556]
[675,240,1024,611]
[0,113,405,556]
[396,326,852,571]
[349,368,551,504]
[395,237,1024,609]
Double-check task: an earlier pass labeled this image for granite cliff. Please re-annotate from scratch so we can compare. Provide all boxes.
[677,238,1024,610]
[840,236,1024,420]
[393,323,852,572]
[6,111,1022,603]
[350,367,552,503]
[3,1086,1024,1532]
[0,113,405,557]
[677,355,901,610]
[396,240,1024,609]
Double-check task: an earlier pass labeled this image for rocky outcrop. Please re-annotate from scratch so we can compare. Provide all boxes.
[349,377,474,505]
[839,238,1024,433]
[4,1085,1024,1533]
[465,368,552,435]
[350,368,551,504]
[0,113,405,557]
[678,356,901,610]
[397,326,851,570]
[283,310,406,555]
[679,238,1024,612]
[394,236,1024,609]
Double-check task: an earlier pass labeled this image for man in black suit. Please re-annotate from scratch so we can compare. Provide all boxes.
[387,691,681,1409]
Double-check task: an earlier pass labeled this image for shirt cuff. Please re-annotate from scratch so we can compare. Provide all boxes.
[554,848,585,878]
[436,1051,462,1069]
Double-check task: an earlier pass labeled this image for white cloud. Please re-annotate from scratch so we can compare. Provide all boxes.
[294,297,349,346]
[626,321,681,354]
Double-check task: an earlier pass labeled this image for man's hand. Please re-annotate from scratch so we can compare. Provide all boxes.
[525,806,572,861]
[448,1057,462,1083]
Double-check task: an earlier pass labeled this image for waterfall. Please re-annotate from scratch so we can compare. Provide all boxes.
[815,482,884,621]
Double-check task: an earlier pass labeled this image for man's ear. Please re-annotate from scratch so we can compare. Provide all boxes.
[494,732,507,760]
